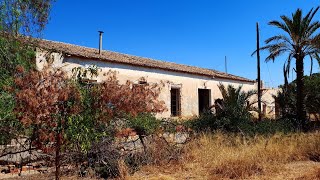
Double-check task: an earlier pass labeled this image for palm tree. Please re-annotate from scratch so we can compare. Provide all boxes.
[215,84,256,132]
[259,7,320,131]
[217,84,256,111]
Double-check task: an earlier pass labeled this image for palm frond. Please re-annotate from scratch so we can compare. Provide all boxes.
[309,55,313,76]
[280,15,294,35]
[310,33,320,47]
[285,53,293,78]
[305,22,320,37]
[305,7,320,26]
[314,53,320,67]
[218,83,228,99]
[292,9,303,38]
[265,35,293,45]
[262,42,291,62]
[269,20,290,34]
[252,43,290,57]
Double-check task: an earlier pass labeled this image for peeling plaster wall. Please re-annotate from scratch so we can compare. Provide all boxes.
[36,48,64,70]
[36,50,259,119]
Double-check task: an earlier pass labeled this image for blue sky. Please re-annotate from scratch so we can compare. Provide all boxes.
[43,0,320,87]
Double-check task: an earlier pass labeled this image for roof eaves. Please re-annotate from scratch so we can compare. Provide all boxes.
[29,38,255,83]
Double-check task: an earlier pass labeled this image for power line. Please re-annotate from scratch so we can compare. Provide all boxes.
[266,63,275,88]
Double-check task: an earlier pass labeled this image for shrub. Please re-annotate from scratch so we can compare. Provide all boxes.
[87,137,121,179]
[275,73,320,130]
[185,84,298,135]
[11,66,168,179]
[91,71,166,120]
[186,84,257,134]
[254,118,296,135]
[124,135,182,174]
[127,113,160,136]
[186,115,297,136]
[185,113,254,135]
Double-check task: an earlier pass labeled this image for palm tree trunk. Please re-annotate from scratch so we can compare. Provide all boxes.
[296,57,307,131]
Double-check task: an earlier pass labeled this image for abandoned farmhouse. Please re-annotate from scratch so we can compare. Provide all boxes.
[32,37,277,119]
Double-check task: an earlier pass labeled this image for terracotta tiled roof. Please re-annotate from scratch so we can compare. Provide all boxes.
[29,38,255,83]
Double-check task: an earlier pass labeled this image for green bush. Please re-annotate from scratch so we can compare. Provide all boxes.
[184,112,219,132]
[127,113,160,135]
[186,114,296,136]
[254,118,296,135]
[185,114,253,134]
[185,84,297,136]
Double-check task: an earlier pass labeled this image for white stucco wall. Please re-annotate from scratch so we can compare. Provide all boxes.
[261,88,278,118]
[36,49,260,119]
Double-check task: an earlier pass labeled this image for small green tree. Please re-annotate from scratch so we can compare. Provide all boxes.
[275,73,320,121]
[273,85,296,119]
[0,0,54,35]
[0,0,54,146]
[305,73,320,118]
[65,65,106,154]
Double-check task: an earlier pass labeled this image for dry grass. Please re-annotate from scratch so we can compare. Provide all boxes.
[183,132,320,178]
[297,166,320,180]
[129,132,320,179]
[4,132,320,179]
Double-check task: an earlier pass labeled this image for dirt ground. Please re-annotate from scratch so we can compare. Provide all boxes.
[1,161,320,180]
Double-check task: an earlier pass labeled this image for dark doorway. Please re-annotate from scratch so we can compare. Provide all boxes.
[171,88,181,116]
[198,89,210,114]
[263,104,267,116]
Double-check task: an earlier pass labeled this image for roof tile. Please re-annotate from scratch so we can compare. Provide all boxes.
[29,38,255,83]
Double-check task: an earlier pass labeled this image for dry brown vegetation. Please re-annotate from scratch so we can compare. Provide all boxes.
[128,132,320,180]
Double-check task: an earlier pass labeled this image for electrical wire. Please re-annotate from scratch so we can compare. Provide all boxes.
[266,63,275,88]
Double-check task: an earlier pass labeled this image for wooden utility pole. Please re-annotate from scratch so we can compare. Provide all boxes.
[256,22,262,121]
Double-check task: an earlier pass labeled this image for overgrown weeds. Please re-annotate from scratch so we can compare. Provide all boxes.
[82,134,183,179]
[182,132,320,179]
[124,136,182,174]
[129,132,320,179]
